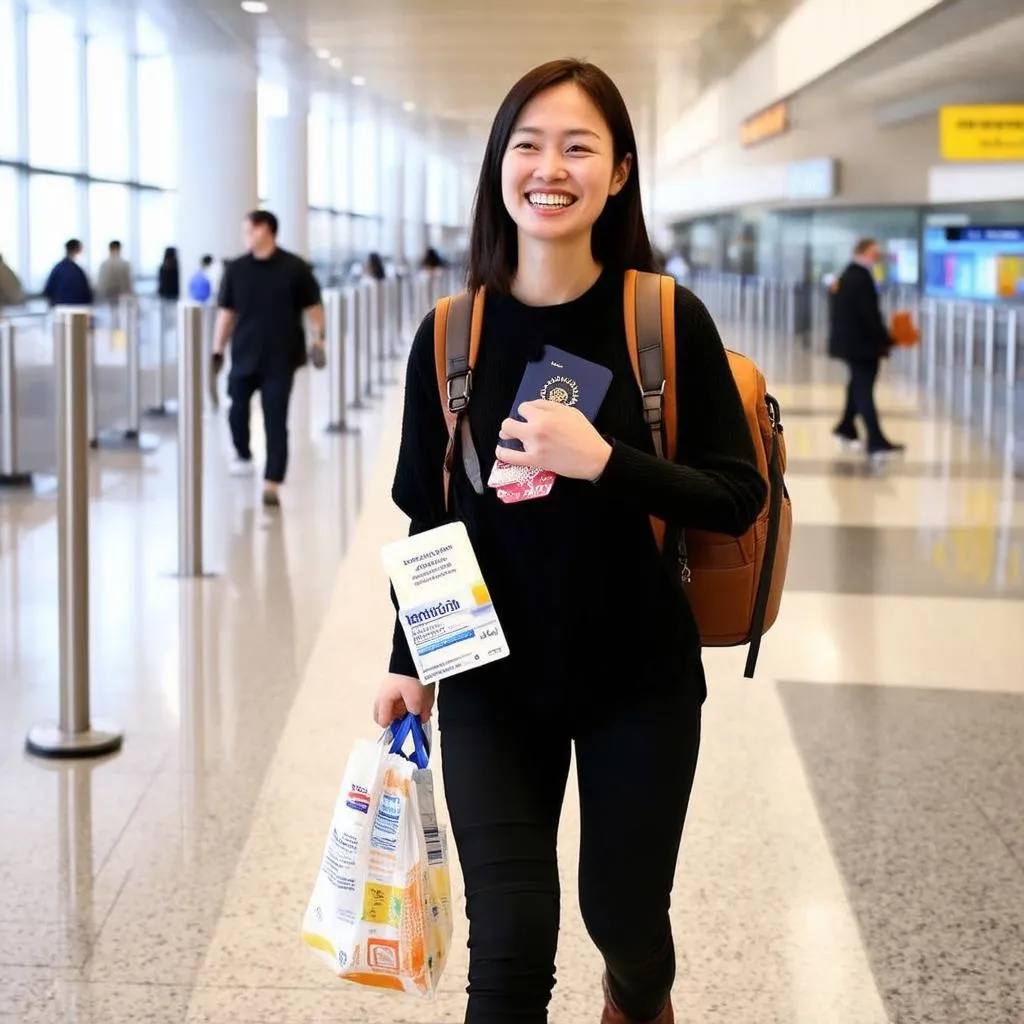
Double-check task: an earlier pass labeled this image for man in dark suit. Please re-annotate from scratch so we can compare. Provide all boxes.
[42,239,93,307]
[828,238,905,458]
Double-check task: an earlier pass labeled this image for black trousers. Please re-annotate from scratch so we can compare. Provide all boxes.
[836,357,886,448]
[227,370,294,483]
[438,684,701,1024]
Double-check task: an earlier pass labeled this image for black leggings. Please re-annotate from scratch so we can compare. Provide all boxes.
[439,685,701,1024]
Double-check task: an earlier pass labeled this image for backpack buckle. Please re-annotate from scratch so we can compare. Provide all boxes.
[641,381,666,423]
[447,370,472,413]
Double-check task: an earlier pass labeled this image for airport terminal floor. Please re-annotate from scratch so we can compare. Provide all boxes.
[2,312,1023,1024]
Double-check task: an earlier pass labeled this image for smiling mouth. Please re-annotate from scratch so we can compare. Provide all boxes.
[526,191,577,209]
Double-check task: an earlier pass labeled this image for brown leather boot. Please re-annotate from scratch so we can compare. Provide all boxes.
[600,973,674,1024]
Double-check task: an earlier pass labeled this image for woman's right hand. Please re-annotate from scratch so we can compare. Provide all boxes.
[373,674,435,728]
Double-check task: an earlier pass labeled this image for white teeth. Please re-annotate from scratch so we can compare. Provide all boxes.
[528,193,575,208]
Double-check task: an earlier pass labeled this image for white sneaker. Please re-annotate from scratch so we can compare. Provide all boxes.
[229,456,255,477]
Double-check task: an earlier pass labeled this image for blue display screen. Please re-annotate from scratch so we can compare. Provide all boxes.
[923,226,1024,302]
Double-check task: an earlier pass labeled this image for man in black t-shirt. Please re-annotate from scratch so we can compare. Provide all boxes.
[212,210,325,506]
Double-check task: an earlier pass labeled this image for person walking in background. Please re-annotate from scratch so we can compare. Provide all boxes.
[828,237,905,458]
[95,240,134,304]
[0,253,25,309]
[157,246,180,301]
[188,255,215,303]
[211,209,325,508]
[364,252,386,281]
[43,239,93,307]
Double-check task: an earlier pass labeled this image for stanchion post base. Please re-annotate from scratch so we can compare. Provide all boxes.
[144,402,177,418]
[0,472,33,489]
[26,721,124,760]
[92,428,161,453]
[348,398,371,411]
[326,421,360,435]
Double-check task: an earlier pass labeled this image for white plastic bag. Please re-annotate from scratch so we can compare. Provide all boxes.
[302,714,453,997]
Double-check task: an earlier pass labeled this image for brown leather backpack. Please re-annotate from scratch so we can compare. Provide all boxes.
[433,270,792,677]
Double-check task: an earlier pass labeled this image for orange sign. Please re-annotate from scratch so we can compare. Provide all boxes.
[741,102,789,147]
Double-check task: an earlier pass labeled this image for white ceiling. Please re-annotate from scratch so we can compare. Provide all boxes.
[847,13,1024,106]
[190,0,801,128]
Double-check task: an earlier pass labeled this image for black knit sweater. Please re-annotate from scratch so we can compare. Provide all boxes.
[388,269,766,708]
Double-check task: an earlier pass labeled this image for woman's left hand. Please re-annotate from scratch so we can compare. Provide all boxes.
[496,400,612,481]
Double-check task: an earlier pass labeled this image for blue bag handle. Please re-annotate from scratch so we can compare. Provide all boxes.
[388,712,431,770]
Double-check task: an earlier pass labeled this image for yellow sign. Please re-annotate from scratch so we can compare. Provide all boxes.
[940,105,1024,161]
[741,102,788,148]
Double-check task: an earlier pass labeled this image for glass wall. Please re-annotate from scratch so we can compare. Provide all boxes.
[674,206,923,286]
[0,0,18,161]
[0,166,21,270]
[1,0,469,299]
[0,0,177,294]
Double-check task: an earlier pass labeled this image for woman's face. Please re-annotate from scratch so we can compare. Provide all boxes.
[501,81,630,248]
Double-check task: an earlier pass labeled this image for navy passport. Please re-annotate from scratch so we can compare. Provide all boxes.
[499,346,614,452]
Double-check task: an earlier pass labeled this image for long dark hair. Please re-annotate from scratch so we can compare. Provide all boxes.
[466,59,656,295]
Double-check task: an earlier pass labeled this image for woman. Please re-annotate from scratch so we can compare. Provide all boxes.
[157,246,180,301]
[374,59,765,1024]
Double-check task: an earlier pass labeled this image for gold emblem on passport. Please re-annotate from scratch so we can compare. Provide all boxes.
[540,375,580,406]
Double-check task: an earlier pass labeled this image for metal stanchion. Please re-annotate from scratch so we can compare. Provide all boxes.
[376,280,398,387]
[362,281,377,402]
[962,307,976,419]
[146,300,173,416]
[924,299,937,394]
[943,302,956,404]
[202,305,218,412]
[93,296,159,452]
[1006,309,1018,392]
[348,285,368,411]
[125,297,141,436]
[1,322,31,487]
[983,306,996,382]
[26,310,123,760]
[175,303,212,578]
[982,305,996,441]
[388,278,403,359]
[325,290,357,435]
[86,312,98,449]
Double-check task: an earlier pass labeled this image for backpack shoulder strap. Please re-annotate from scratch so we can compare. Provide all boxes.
[623,270,677,462]
[433,288,485,509]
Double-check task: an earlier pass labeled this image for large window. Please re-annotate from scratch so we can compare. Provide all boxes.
[88,184,131,272]
[27,8,81,172]
[28,174,80,290]
[351,116,378,216]
[137,56,176,188]
[0,167,21,271]
[87,38,130,180]
[139,191,175,280]
[426,152,445,227]
[0,0,18,160]
[332,111,351,212]
[308,101,331,208]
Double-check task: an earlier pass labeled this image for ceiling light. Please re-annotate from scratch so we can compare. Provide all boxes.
[329,57,342,69]
[240,1,268,13]
[316,48,331,60]
[351,76,366,87]
[403,101,416,112]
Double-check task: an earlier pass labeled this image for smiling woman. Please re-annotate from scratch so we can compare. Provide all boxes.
[469,61,652,297]
[376,57,767,1024]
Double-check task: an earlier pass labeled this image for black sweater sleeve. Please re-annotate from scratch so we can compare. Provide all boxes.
[595,287,767,536]
[387,311,450,678]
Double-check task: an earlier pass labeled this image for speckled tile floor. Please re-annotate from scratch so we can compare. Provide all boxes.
[1,326,1021,1023]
